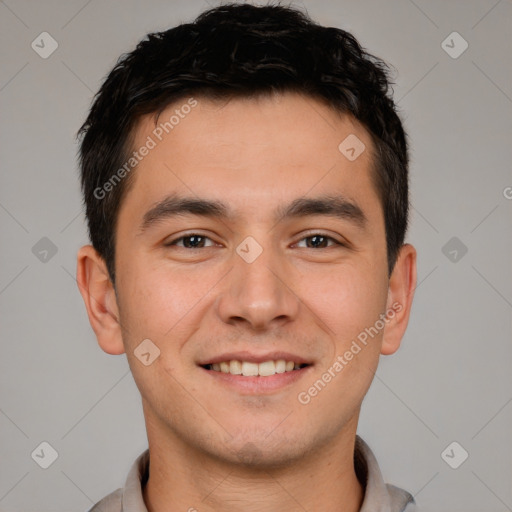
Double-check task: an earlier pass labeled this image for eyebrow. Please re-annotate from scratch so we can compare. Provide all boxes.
[138,193,367,234]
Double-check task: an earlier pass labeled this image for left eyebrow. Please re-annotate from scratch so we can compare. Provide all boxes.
[137,193,367,235]
[274,195,368,230]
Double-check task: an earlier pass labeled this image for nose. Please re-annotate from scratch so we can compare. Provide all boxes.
[215,240,300,332]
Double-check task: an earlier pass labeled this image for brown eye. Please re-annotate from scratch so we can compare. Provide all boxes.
[166,234,215,248]
[296,234,343,249]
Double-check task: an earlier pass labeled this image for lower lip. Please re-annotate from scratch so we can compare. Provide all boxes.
[201,366,312,393]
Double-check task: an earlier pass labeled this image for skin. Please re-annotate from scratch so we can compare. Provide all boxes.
[77,92,416,512]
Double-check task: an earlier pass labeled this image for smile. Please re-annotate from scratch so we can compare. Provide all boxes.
[203,360,308,377]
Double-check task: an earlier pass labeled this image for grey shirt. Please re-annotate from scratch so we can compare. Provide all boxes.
[87,435,416,512]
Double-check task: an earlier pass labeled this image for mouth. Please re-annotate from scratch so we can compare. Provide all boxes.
[197,352,313,393]
[201,360,310,377]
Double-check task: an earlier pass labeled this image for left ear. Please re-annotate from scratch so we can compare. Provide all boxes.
[381,243,417,355]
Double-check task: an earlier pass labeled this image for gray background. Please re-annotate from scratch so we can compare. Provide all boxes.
[1,0,511,511]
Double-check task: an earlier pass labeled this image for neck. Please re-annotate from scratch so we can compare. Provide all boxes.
[142,416,364,512]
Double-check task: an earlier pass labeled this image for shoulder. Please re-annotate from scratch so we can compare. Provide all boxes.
[85,488,123,512]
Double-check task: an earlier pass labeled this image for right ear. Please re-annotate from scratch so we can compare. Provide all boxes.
[76,244,125,355]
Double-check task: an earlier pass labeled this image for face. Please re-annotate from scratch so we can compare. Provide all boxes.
[79,92,416,467]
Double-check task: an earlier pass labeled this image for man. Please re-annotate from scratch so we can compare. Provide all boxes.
[76,3,417,511]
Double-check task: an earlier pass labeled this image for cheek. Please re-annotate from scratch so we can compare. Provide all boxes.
[300,268,387,415]
[116,257,217,344]
[305,264,387,343]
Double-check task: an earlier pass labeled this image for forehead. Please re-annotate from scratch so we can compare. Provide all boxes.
[121,92,381,225]
[135,92,371,163]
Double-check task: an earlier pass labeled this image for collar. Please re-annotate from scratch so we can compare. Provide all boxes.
[354,436,415,512]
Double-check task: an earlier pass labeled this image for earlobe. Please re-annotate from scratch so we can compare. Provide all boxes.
[76,245,125,355]
[380,243,417,356]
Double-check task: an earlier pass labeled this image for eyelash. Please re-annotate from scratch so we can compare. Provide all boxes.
[165,232,345,249]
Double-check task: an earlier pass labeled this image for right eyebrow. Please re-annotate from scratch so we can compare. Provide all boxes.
[137,194,232,235]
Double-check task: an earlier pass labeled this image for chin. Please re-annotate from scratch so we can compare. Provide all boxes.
[220,442,305,469]
[205,425,314,469]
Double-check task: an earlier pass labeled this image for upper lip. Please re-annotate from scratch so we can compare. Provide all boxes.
[198,351,312,366]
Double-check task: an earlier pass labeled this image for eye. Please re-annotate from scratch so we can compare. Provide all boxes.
[295,233,344,249]
[164,232,345,250]
[165,234,216,249]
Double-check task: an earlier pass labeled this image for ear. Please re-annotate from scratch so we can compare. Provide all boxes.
[76,244,125,355]
[380,243,417,356]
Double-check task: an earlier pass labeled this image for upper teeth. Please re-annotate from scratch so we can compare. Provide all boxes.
[210,360,302,377]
